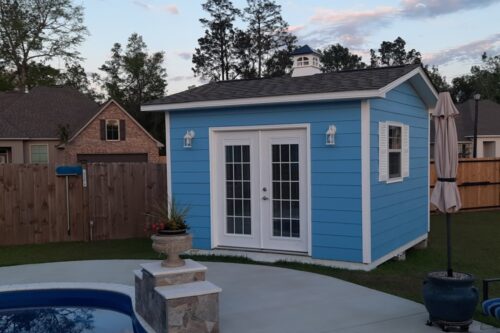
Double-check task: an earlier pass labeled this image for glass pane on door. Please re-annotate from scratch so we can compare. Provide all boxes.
[272,144,300,238]
[225,145,251,235]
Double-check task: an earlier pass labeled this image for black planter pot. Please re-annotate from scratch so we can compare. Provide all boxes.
[423,271,478,332]
[157,229,187,236]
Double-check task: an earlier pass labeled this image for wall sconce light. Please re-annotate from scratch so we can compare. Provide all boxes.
[326,125,336,146]
[183,130,195,148]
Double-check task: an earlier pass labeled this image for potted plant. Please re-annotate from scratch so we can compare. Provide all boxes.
[145,197,191,268]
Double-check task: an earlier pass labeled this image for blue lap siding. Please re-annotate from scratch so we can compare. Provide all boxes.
[168,81,430,264]
[169,101,364,262]
[370,82,429,261]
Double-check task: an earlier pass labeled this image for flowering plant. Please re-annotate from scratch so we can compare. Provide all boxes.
[144,197,190,235]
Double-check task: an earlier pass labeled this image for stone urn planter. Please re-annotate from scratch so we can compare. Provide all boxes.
[423,271,478,331]
[152,232,192,267]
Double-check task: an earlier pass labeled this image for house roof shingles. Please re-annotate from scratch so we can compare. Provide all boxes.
[145,64,421,106]
[455,99,500,140]
[0,86,99,139]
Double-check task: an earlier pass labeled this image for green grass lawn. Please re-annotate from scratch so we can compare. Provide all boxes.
[0,210,499,325]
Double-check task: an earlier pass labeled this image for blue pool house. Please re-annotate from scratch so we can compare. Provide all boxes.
[142,46,438,270]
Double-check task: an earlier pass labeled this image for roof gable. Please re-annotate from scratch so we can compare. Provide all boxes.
[142,64,438,112]
[67,99,164,147]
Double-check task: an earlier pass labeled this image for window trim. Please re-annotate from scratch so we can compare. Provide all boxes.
[30,143,49,164]
[105,119,120,141]
[387,123,403,182]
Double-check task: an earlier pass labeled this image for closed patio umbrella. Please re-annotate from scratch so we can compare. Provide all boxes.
[430,91,462,277]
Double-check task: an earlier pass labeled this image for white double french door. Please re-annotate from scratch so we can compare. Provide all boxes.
[213,128,308,253]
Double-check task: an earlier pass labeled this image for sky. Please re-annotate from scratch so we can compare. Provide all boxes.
[79,0,500,94]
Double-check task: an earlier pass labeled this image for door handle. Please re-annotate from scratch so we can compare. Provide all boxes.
[262,196,269,201]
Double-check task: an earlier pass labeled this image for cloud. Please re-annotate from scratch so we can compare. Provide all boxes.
[287,25,305,33]
[169,75,194,82]
[161,4,178,14]
[300,0,500,48]
[303,6,396,47]
[400,0,500,18]
[175,51,192,60]
[423,34,500,66]
[132,1,179,14]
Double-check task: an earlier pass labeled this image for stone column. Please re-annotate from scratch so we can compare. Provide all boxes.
[135,259,221,333]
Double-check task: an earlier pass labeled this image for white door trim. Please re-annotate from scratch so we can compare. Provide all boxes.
[209,123,311,255]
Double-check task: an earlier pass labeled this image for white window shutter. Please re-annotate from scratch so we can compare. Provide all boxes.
[379,122,388,182]
[402,124,410,178]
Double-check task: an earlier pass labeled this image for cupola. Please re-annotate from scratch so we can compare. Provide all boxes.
[291,45,321,77]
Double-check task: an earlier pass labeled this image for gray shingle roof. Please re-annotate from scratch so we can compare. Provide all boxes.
[145,64,421,106]
[0,86,99,139]
[456,99,500,140]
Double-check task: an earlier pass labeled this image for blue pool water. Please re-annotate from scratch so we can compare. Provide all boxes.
[0,289,147,333]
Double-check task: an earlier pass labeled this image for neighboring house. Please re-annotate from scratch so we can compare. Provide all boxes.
[0,86,163,164]
[430,99,500,158]
[455,99,500,158]
[142,45,438,270]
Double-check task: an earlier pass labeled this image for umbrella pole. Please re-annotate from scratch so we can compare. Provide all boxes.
[446,212,453,277]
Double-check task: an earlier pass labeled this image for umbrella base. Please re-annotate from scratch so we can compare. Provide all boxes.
[426,318,472,332]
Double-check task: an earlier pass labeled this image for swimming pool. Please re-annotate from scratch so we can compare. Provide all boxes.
[0,286,149,333]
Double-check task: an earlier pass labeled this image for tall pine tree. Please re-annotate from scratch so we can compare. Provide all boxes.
[242,0,294,78]
[192,0,240,81]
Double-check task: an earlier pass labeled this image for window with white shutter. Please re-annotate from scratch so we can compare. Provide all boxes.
[379,121,410,183]
[402,125,409,177]
[378,122,388,182]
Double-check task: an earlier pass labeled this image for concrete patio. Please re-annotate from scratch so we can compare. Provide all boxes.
[0,260,497,333]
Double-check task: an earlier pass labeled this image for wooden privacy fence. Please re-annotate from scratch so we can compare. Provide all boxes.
[430,158,500,210]
[0,163,167,246]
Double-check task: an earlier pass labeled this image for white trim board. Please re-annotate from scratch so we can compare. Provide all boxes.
[141,67,438,112]
[361,100,371,264]
[189,233,428,271]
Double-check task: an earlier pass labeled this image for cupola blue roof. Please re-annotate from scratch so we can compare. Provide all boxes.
[291,45,319,56]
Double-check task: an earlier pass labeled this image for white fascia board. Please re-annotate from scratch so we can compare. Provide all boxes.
[379,67,439,101]
[141,90,383,112]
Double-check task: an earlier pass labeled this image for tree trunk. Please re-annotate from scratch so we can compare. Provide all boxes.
[257,18,262,78]
[17,63,27,89]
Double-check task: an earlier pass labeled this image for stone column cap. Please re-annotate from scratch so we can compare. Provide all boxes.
[155,281,222,300]
[140,260,207,277]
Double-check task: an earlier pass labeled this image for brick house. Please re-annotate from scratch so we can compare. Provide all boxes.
[61,100,163,163]
[0,86,163,164]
